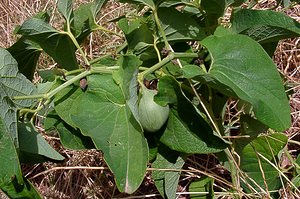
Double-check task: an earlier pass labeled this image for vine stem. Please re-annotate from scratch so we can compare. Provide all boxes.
[94,25,123,38]
[13,66,118,102]
[138,52,198,80]
[153,9,171,50]
[48,70,91,99]
[64,31,90,66]
[13,94,45,101]
[15,66,118,116]
[153,34,162,62]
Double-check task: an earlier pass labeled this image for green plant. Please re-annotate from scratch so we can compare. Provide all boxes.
[1,0,300,198]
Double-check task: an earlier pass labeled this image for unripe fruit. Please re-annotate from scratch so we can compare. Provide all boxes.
[138,86,169,132]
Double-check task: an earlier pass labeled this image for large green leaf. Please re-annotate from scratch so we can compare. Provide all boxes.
[44,111,95,150]
[113,55,141,120]
[7,37,42,80]
[201,0,225,17]
[189,176,214,199]
[0,117,42,198]
[73,0,108,44]
[0,48,37,146]
[118,17,154,54]
[155,76,228,154]
[7,12,49,80]
[0,86,18,146]
[231,9,300,43]
[152,145,185,199]
[157,7,206,42]
[199,33,291,131]
[54,74,148,194]
[0,48,37,108]
[53,83,83,128]
[240,133,287,197]
[0,107,20,191]
[182,65,236,97]
[17,18,78,71]
[57,0,74,25]
[162,108,227,154]
[200,0,226,32]
[18,122,64,162]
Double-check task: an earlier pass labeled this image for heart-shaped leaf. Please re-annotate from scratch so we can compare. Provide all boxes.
[7,11,49,80]
[157,7,206,42]
[155,76,228,154]
[54,73,148,194]
[17,18,78,71]
[0,48,37,146]
[73,0,108,44]
[198,33,291,131]
[0,115,42,198]
[231,9,300,43]
[7,38,42,80]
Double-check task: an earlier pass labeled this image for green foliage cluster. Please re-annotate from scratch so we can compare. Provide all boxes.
[1,0,300,198]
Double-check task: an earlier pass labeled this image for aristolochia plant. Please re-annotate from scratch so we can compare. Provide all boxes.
[1,0,300,198]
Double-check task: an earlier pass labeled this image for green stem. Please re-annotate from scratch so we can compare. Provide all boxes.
[90,54,112,65]
[64,31,90,66]
[153,9,170,50]
[19,99,51,115]
[13,66,118,102]
[17,66,119,115]
[89,42,128,65]
[64,68,85,76]
[46,70,92,99]
[13,94,45,101]
[91,66,119,73]
[93,25,123,37]
[153,34,162,61]
[139,52,198,79]
[116,42,128,54]
[47,66,118,99]
[141,54,171,77]
[225,149,241,197]
[139,67,150,71]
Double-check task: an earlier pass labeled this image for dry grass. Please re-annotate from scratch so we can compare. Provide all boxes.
[0,0,300,198]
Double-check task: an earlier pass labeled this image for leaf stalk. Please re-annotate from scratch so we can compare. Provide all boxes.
[64,31,90,66]
[139,52,198,79]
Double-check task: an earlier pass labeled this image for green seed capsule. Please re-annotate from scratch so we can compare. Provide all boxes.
[138,86,169,133]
